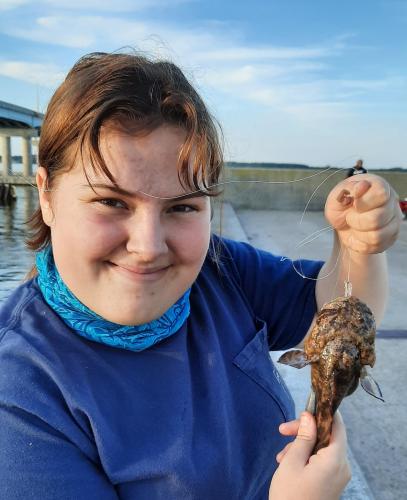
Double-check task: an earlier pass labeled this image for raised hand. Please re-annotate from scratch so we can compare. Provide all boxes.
[325,174,402,254]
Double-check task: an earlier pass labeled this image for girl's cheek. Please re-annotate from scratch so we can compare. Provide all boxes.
[81,216,127,253]
[172,222,210,261]
[84,212,124,233]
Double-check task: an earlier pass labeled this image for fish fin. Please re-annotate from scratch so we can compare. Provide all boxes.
[305,388,316,415]
[360,370,385,402]
[278,350,310,369]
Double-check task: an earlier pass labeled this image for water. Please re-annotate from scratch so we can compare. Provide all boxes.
[0,185,38,302]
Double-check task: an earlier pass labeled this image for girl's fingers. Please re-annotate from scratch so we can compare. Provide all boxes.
[335,180,371,207]
[332,175,393,214]
[279,418,300,436]
[281,412,317,469]
[352,180,392,213]
[345,198,398,232]
[349,179,372,200]
[344,215,401,253]
[276,442,293,463]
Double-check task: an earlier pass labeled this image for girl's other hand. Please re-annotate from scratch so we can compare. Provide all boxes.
[269,411,351,500]
[325,174,401,254]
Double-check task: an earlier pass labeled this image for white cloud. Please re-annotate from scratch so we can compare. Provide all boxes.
[0,60,65,88]
[339,78,398,91]
[284,101,352,123]
[42,0,191,10]
[195,46,333,62]
[0,0,31,10]
[1,12,404,130]
[0,0,191,11]
[0,14,338,104]
[39,0,194,12]
[0,7,404,166]
[203,66,257,87]
[1,14,337,60]
[5,16,153,48]
[204,66,405,116]
[201,62,328,97]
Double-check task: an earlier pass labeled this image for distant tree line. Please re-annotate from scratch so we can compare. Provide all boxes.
[225,161,406,171]
[0,157,405,171]
[226,161,310,169]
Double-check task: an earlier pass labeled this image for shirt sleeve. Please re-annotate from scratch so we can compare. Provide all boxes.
[218,237,323,350]
[0,327,118,500]
[0,404,119,500]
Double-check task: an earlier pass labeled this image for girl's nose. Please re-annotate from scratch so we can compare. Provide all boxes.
[125,211,168,261]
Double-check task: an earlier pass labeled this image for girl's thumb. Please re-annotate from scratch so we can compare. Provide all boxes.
[285,412,317,467]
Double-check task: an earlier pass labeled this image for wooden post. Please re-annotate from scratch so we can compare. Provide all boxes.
[0,183,17,205]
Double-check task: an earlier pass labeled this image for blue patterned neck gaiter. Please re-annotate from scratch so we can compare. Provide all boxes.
[35,246,191,352]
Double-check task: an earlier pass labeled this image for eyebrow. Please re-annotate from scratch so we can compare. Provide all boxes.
[82,183,207,201]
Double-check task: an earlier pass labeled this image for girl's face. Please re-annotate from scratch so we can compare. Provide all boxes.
[37,125,211,325]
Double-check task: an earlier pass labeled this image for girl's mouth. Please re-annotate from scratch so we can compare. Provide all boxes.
[107,262,170,282]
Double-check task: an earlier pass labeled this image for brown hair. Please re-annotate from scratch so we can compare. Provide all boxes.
[25,51,224,277]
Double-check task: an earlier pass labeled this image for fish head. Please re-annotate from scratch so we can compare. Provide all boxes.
[315,338,362,403]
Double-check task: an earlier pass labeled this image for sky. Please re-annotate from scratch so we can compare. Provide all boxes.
[0,0,406,168]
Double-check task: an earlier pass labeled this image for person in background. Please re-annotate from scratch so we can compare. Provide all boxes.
[347,159,368,177]
[0,52,402,500]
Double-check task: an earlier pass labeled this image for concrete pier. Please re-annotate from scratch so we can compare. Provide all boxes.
[0,136,11,176]
[21,135,33,177]
[0,100,43,185]
[213,202,406,500]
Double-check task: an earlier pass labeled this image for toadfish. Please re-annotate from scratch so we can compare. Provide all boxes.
[278,295,383,453]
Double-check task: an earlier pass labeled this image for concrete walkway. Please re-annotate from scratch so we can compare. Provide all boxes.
[212,202,407,500]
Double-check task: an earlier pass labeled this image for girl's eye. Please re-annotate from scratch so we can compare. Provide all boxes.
[168,204,197,213]
[97,198,127,209]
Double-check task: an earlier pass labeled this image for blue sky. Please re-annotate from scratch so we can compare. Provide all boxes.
[0,0,406,168]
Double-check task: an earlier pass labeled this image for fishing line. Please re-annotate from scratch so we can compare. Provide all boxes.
[331,253,342,302]
[18,155,362,284]
[281,239,344,282]
[35,165,342,197]
[284,154,382,285]
[291,225,334,248]
[344,245,353,298]
[275,156,358,282]
[299,166,346,225]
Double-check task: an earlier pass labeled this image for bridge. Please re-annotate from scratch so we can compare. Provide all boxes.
[0,100,43,180]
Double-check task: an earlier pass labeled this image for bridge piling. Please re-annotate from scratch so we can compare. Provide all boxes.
[0,100,43,185]
[0,136,12,176]
[22,136,33,177]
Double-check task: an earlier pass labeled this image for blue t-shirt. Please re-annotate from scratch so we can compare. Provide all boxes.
[0,237,322,499]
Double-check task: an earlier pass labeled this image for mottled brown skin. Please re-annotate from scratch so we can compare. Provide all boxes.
[305,296,376,452]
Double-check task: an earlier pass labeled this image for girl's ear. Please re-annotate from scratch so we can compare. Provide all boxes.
[36,166,54,227]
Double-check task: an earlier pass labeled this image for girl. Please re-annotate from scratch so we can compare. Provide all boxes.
[0,52,401,499]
